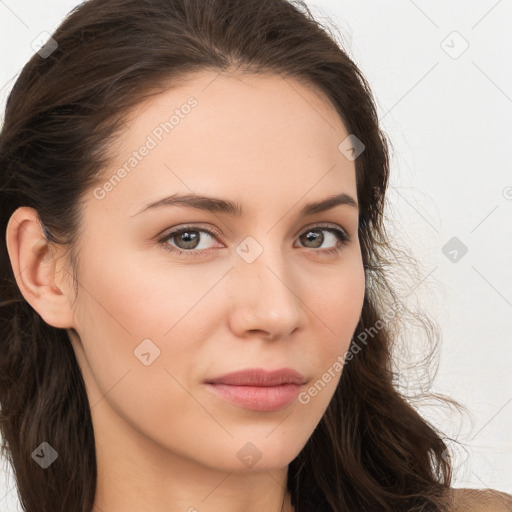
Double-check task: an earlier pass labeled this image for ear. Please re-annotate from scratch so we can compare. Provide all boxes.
[5,206,76,329]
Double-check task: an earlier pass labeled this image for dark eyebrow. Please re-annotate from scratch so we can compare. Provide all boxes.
[132,192,358,217]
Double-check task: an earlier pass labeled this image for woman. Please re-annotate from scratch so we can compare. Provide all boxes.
[0,0,510,511]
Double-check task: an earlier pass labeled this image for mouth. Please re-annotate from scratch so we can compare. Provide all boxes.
[204,367,307,412]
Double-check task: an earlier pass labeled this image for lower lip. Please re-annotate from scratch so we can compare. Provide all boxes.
[204,383,302,412]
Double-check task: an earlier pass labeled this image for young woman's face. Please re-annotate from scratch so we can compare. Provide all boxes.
[68,71,365,473]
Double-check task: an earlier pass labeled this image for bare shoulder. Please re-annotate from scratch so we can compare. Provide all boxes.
[449,487,512,511]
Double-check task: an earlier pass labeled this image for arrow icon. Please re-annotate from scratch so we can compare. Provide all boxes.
[236,441,263,467]
[134,339,161,366]
[442,236,468,263]
[31,442,58,468]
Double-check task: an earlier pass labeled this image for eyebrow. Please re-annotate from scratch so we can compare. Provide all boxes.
[132,192,358,217]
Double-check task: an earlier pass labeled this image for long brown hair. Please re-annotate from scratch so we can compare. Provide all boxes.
[0,0,454,510]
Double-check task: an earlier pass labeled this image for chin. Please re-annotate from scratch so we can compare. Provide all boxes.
[200,431,309,473]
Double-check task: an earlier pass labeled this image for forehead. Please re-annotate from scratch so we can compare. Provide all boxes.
[92,71,357,218]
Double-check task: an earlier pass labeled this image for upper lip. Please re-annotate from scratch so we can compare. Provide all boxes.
[205,368,307,386]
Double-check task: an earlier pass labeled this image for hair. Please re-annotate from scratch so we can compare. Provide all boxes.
[0,0,457,511]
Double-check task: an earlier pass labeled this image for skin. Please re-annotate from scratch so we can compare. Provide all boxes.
[6,70,365,512]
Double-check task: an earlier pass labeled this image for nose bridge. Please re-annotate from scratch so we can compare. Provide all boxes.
[236,232,292,293]
[229,233,306,337]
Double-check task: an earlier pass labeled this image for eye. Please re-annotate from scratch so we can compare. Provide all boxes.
[294,224,351,256]
[157,223,351,257]
[158,225,221,257]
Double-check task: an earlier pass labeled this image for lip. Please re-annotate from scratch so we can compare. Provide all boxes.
[205,367,307,386]
[204,368,307,412]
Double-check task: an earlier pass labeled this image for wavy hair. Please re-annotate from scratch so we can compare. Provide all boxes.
[0,0,455,510]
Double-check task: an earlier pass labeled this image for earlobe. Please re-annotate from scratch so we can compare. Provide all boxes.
[5,206,76,329]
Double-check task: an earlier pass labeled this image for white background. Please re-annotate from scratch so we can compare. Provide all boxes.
[1,0,511,509]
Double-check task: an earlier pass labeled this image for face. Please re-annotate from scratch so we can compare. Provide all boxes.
[66,71,365,473]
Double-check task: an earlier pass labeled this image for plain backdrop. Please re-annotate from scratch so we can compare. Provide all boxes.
[1,0,511,509]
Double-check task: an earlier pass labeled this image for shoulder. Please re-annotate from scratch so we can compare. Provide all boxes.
[449,487,512,511]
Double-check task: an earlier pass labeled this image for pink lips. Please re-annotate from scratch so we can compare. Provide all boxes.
[204,368,306,412]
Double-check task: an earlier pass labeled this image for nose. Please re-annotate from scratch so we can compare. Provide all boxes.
[228,246,307,341]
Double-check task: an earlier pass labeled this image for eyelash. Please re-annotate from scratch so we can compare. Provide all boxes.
[157,223,352,258]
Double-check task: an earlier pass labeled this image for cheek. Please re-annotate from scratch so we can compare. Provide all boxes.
[71,246,207,407]
[74,244,218,340]
[71,247,214,453]
[308,255,365,355]
[291,254,365,416]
